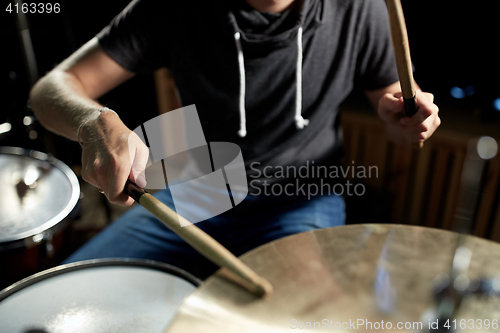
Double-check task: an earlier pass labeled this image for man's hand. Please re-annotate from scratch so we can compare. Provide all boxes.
[377,90,441,144]
[80,110,149,206]
[30,38,145,205]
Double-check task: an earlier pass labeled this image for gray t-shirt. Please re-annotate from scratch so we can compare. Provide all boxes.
[97,0,399,187]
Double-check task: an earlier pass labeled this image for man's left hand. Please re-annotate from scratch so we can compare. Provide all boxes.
[377,90,441,144]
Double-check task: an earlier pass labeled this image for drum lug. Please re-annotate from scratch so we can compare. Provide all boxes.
[31,233,44,244]
[31,231,54,258]
[42,231,54,258]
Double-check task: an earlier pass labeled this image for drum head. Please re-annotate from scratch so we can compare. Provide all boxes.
[0,259,200,333]
[0,147,80,246]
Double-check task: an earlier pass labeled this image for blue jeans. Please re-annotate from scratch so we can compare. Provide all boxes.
[65,187,345,279]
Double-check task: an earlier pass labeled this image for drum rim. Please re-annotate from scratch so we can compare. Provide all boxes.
[0,147,80,244]
[0,258,201,301]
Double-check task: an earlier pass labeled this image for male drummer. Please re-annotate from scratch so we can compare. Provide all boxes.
[30,0,440,278]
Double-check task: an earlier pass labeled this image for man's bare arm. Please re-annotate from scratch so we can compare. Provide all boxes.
[30,37,148,206]
[30,37,135,141]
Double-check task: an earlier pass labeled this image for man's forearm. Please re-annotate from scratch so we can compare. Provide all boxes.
[29,38,147,205]
[30,70,103,142]
[30,38,134,143]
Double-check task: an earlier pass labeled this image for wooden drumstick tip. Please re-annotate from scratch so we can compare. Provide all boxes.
[249,278,273,297]
[256,278,274,297]
[218,268,274,297]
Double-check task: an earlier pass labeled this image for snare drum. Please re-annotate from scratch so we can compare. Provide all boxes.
[0,258,200,333]
[0,147,80,286]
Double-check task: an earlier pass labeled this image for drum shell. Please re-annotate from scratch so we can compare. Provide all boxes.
[0,213,75,288]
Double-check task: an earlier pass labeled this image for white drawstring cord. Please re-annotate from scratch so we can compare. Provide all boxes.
[233,26,308,137]
[295,26,309,129]
[234,32,247,138]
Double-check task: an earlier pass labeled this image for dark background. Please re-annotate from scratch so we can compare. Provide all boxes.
[1,0,499,164]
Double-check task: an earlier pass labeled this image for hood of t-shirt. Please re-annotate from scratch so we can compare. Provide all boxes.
[220,0,325,137]
[227,0,325,46]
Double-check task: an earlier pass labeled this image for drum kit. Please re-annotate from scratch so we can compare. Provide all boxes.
[0,135,499,333]
[2,1,500,332]
[2,202,500,332]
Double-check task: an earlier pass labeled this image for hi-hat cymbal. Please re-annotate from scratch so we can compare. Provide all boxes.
[166,224,500,332]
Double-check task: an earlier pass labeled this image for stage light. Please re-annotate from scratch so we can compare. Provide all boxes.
[464,85,475,97]
[23,116,33,126]
[450,86,465,99]
[493,98,500,112]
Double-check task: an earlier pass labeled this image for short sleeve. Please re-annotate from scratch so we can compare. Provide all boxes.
[354,0,401,90]
[97,0,170,73]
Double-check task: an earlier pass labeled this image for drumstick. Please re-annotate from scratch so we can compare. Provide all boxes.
[386,0,424,149]
[124,180,273,297]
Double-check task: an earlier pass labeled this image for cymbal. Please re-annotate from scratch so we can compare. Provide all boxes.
[166,224,500,332]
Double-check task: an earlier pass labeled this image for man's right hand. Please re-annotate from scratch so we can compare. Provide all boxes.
[80,109,149,206]
[30,38,145,206]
